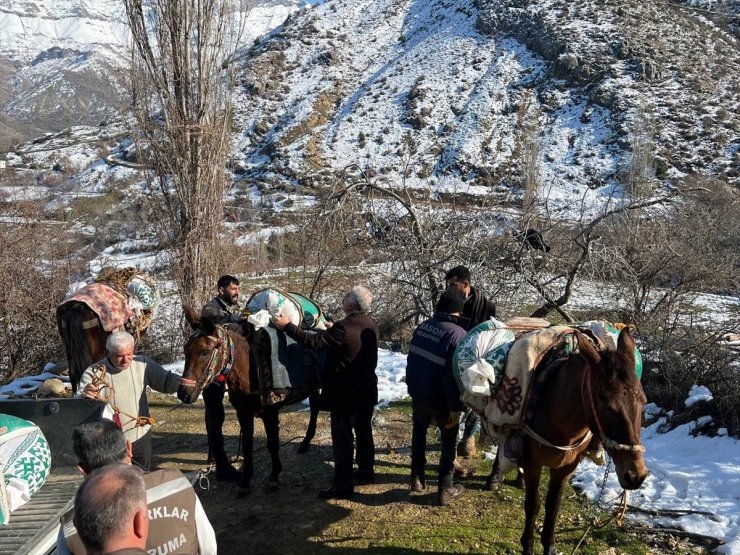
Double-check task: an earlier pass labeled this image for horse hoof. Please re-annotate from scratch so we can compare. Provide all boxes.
[484,480,501,492]
[514,476,525,489]
[297,441,310,454]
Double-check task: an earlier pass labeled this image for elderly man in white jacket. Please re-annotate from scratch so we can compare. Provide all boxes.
[77,332,181,470]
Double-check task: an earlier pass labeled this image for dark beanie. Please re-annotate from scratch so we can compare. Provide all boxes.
[436,288,466,314]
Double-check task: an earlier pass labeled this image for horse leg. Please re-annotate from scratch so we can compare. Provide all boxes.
[236,410,254,491]
[484,447,502,490]
[541,464,577,555]
[263,407,283,482]
[298,391,320,454]
[485,447,516,491]
[520,461,543,555]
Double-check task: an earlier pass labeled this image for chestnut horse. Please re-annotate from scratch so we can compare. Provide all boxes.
[57,302,110,392]
[178,306,318,491]
[487,328,648,555]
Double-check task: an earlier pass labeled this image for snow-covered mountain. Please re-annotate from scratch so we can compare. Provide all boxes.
[0,0,310,146]
[232,0,739,211]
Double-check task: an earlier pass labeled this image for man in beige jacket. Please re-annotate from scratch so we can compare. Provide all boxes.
[77,332,181,470]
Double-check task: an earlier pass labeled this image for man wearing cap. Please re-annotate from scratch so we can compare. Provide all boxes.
[406,288,468,506]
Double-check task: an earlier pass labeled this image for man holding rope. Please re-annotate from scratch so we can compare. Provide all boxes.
[78,332,181,470]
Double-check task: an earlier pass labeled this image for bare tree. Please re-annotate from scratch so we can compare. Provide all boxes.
[123,0,249,304]
[0,203,79,379]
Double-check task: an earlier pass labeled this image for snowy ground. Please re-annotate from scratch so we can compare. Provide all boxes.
[3,348,737,551]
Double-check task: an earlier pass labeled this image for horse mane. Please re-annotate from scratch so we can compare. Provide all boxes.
[57,302,93,390]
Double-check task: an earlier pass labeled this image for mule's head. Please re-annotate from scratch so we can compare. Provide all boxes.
[578,328,648,490]
[178,305,222,404]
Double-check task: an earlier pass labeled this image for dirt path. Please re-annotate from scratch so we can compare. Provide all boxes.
[147,394,705,554]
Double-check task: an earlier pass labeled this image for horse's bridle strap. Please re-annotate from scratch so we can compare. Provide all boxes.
[580,338,645,454]
[523,425,593,452]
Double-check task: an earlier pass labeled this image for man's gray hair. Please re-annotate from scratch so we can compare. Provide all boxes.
[106,332,135,354]
[73,421,128,473]
[346,286,373,313]
[73,464,147,552]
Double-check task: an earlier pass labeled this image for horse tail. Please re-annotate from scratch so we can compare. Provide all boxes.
[57,302,93,393]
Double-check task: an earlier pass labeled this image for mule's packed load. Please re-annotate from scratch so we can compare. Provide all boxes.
[452,318,515,413]
[247,289,328,330]
[0,414,51,524]
[453,319,643,459]
[245,289,326,406]
[58,267,160,340]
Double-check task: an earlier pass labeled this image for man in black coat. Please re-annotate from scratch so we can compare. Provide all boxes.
[200,274,242,482]
[444,265,497,458]
[273,285,379,499]
[406,288,468,506]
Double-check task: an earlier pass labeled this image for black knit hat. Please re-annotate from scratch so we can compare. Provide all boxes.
[436,288,465,314]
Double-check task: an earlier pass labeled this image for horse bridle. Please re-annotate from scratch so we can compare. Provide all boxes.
[181,326,235,392]
[582,357,646,454]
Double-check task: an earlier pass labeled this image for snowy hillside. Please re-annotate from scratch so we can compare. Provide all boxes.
[233,0,739,212]
[0,0,311,145]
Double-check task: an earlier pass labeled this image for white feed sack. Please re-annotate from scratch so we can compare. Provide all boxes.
[453,318,515,412]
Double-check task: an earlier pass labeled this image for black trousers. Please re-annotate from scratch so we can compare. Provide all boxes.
[411,401,458,488]
[132,430,152,471]
[330,411,356,490]
[203,382,228,466]
[354,405,375,475]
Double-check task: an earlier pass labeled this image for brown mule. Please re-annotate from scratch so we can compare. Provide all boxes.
[178,306,319,492]
[496,329,648,555]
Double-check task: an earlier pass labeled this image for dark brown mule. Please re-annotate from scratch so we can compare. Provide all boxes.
[178,306,318,491]
[488,329,648,555]
[57,302,110,392]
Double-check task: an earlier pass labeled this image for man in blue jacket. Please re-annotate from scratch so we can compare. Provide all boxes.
[406,288,468,506]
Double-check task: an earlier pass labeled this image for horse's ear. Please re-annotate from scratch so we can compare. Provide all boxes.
[183,305,201,330]
[199,312,217,336]
[576,331,601,366]
[617,327,636,364]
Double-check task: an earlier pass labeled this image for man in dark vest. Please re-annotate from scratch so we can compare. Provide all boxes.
[273,285,379,499]
[406,288,468,506]
[444,265,497,458]
[201,274,243,481]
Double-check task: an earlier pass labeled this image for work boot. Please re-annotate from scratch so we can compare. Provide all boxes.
[215,463,242,482]
[410,473,426,492]
[457,436,477,457]
[437,484,465,506]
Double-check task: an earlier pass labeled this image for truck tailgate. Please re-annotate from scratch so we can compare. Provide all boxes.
[0,474,82,555]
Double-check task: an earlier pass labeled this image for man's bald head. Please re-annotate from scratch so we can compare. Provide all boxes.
[73,464,148,554]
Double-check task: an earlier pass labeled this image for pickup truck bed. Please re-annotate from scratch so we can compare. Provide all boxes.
[0,472,82,555]
[0,397,104,555]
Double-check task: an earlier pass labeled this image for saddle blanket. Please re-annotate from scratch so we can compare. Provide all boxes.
[60,283,133,332]
[483,326,574,440]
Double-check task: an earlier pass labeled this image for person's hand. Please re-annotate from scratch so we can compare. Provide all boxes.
[444,411,460,430]
[272,315,290,330]
[81,383,99,400]
[324,321,334,329]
